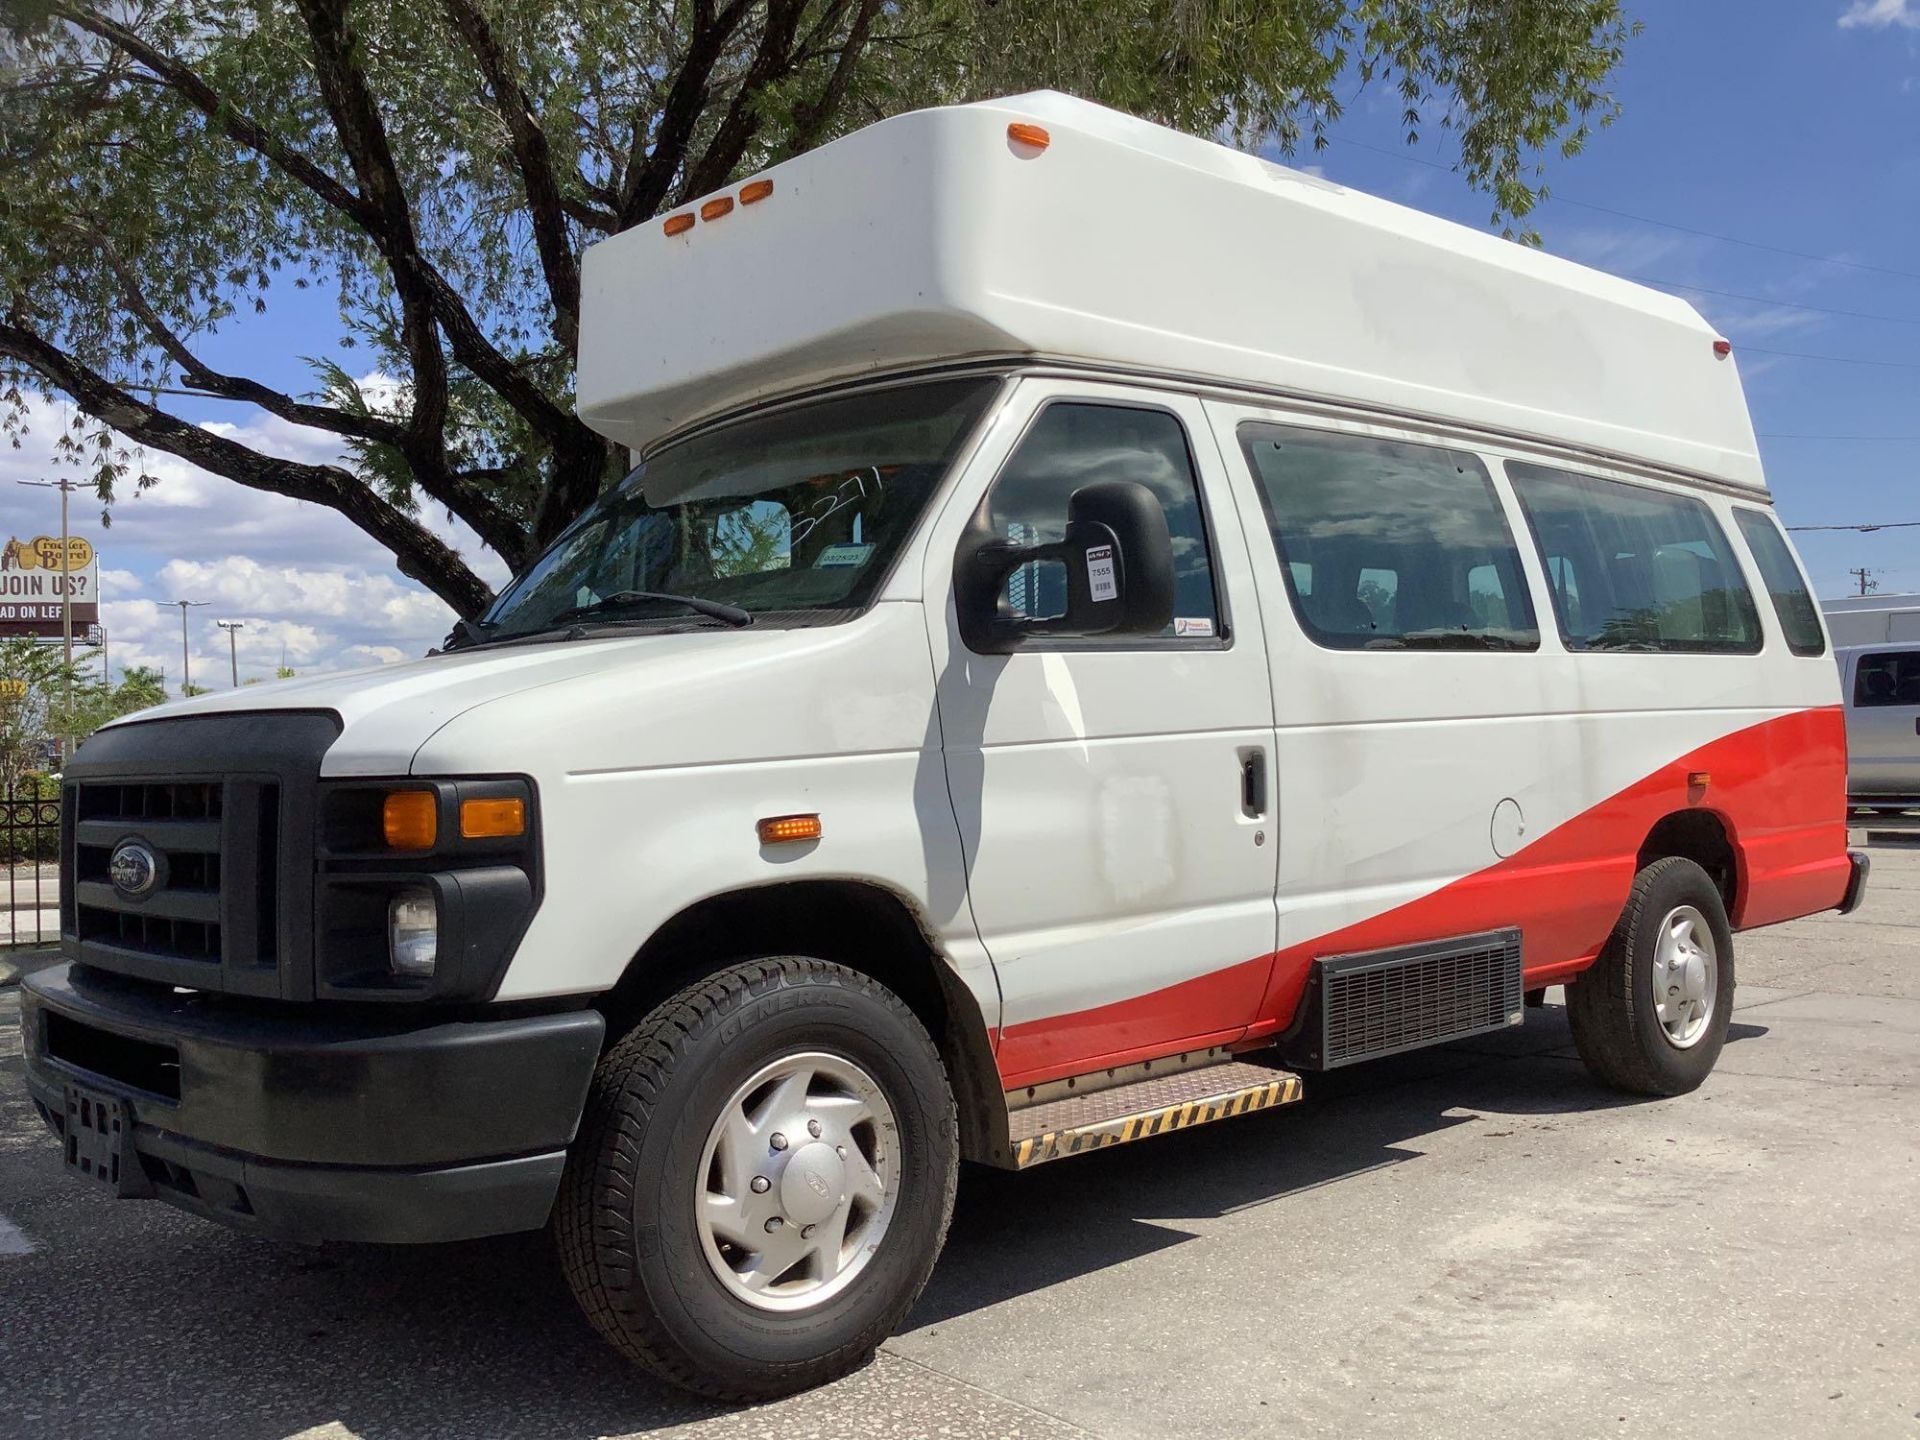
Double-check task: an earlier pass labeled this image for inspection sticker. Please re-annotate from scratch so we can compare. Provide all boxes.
[813,542,875,568]
[1085,544,1118,603]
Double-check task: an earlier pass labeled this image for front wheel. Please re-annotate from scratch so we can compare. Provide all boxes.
[1567,856,1735,1096]
[555,957,958,1399]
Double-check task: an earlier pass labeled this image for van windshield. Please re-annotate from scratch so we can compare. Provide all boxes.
[475,378,999,642]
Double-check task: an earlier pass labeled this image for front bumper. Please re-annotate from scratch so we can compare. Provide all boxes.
[21,962,603,1243]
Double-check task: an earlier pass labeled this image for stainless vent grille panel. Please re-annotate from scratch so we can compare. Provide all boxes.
[1315,927,1523,1068]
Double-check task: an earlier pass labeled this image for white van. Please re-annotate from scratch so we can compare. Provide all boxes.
[22,93,1865,1398]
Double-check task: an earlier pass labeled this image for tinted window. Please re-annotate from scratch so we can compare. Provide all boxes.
[1854,651,1920,707]
[988,404,1219,638]
[1734,509,1826,656]
[1240,426,1538,651]
[1507,463,1762,654]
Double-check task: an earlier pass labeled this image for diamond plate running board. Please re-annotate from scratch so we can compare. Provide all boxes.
[1006,1060,1304,1168]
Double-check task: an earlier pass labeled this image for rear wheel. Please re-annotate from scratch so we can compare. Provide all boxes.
[555,957,958,1399]
[1567,856,1734,1096]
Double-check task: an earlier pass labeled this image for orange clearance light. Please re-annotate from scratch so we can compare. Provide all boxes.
[663,212,695,237]
[1712,339,1732,358]
[739,179,774,204]
[1007,121,1051,151]
[701,196,734,222]
[757,813,823,845]
[461,796,527,840]
[383,790,438,850]
[1688,771,1712,792]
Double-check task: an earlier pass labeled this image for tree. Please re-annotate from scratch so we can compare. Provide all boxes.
[0,1,1638,618]
[0,639,164,781]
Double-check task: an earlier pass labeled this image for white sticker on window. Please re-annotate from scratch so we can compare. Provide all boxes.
[1085,544,1118,603]
[1174,616,1215,638]
[813,542,875,569]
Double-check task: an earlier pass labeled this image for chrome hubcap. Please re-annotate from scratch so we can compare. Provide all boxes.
[1652,904,1718,1049]
[695,1051,898,1312]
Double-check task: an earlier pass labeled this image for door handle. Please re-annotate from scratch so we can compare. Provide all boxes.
[1241,750,1268,818]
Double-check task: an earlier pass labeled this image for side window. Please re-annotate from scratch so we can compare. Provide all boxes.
[1733,508,1826,656]
[1854,651,1920,707]
[1507,462,1763,654]
[987,403,1220,638]
[1238,425,1539,651]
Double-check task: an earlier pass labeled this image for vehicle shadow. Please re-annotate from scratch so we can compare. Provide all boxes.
[0,1003,1749,1439]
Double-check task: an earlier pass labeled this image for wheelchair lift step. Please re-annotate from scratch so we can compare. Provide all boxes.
[1006,1059,1303,1168]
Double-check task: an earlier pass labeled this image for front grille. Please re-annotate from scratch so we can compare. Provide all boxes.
[72,780,234,972]
[59,710,340,1000]
[1311,927,1524,1069]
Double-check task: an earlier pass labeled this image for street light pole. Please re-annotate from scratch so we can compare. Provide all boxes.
[169,599,208,696]
[16,478,84,760]
[217,619,245,687]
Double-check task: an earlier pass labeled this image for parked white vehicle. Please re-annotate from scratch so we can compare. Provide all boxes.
[1838,642,1920,810]
[1823,593,1920,648]
[23,92,1863,1398]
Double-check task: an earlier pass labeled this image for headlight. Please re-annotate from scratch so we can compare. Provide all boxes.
[388,887,439,978]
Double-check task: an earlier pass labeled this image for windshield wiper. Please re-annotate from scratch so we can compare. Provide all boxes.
[547,590,753,628]
[440,616,496,652]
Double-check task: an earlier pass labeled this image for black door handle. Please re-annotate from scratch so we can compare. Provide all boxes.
[1241,751,1268,818]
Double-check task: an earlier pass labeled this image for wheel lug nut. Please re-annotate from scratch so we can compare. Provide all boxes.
[764,1216,783,1233]
[770,1132,789,1151]
[802,1224,816,1239]
[836,1145,847,1158]
[808,1119,822,1138]
[750,1176,770,1194]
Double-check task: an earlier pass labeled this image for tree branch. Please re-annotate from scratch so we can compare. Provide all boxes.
[0,316,495,618]
[787,0,883,154]
[616,0,755,228]
[676,0,810,204]
[438,0,582,349]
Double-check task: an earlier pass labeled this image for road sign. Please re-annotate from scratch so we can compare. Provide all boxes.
[0,534,100,638]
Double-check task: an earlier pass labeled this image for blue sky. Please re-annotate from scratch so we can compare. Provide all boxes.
[2,0,1915,688]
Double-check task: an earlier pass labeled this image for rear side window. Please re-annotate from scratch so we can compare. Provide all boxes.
[1733,509,1826,656]
[1239,425,1537,651]
[1854,651,1920,707]
[1507,463,1762,654]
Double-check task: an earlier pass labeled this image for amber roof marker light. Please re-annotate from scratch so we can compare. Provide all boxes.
[662,212,695,237]
[1007,122,1051,152]
[739,179,774,204]
[701,196,734,222]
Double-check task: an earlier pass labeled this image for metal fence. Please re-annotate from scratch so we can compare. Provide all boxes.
[3,782,61,950]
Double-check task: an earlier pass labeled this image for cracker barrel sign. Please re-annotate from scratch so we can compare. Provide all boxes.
[0,535,101,638]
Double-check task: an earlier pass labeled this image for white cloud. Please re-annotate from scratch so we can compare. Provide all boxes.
[1839,0,1918,27]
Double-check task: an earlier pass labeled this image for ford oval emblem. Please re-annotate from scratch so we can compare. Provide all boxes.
[109,840,159,898]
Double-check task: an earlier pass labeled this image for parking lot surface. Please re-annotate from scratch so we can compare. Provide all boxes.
[3,842,1916,1440]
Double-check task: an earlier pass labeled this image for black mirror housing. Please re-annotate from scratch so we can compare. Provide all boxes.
[956,480,1176,655]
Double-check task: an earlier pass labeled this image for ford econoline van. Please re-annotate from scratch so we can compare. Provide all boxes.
[20,92,1865,1399]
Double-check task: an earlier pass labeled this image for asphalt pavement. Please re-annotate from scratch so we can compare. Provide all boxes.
[2,842,1916,1440]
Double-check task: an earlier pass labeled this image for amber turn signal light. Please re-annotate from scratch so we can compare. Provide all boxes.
[757,814,822,845]
[383,790,438,850]
[663,212,695,237]
[1007,122,1050,150]
[461,796,527,840]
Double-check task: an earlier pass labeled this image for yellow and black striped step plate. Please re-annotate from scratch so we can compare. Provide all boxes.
[1007,1060,1304,1168]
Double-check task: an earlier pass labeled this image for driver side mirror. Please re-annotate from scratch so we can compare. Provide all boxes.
[955,480,1176,655]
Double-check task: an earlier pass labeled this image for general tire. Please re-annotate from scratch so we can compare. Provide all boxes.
[1566,856,1735,1096]
[554,957,958,1399]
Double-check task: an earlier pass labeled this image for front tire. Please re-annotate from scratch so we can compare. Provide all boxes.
[555,957,957,1400]
[1567,856,1735,1096]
